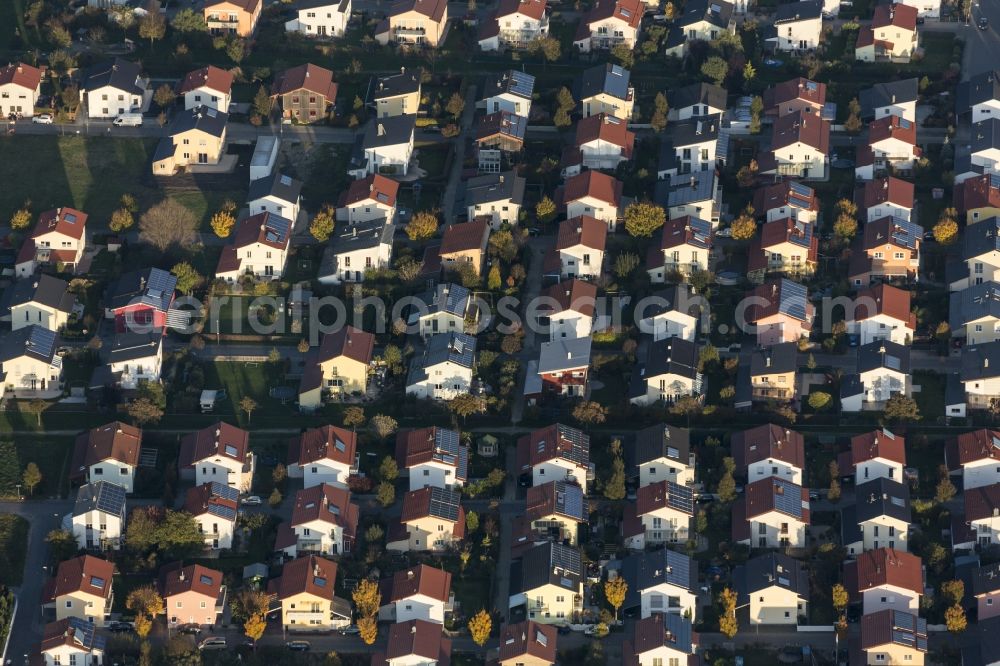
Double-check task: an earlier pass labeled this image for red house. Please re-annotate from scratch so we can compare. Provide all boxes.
[106,267,178,334]
[532,336,592,398]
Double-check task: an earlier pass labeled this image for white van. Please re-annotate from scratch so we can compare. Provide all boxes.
[113,113,143,127]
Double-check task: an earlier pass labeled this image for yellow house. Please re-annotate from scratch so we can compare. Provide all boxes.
[735,342,798,408]
[373,69,421,118]
[388,487,465,552]
[860,609,926,665]
[375,0,449,46]
[268,555,352,631]
[43,555,115,627]
[957,173,1000,225]
[439,218,490,277]
[204,0,262,36]
[525,480,586,545]
[579,63,634,120]
[509,542,583,624]
[152,106,228,176]
[299,326,375,411]
[9,273,76,332]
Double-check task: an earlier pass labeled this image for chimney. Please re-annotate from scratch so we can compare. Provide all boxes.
[407,570,415,579]
[179,569,186,582]
[411,625,417,634]
[567,351,572,360]
[377,124,386,137]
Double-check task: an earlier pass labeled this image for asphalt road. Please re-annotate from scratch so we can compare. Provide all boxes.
[964,2,1000,78]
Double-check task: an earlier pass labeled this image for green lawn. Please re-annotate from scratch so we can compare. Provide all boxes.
[203,361,297,427]
[0,514,28,585]
[913,370,946,425]
[0,436,73,499]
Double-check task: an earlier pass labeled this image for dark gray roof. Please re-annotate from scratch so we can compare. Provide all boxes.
[108,330,161,364]
[622,548,697,611]
[319,219,395,280]
[734,553,809,602]
[407,332,476,386]
[657,139,678,174]
[513,541,583,593]
[946,371,966,407]
[670,82,727,113]
[296,0,350,10]
[747,342,798,376]
[464,172,526,207]
[961,341,1000,381]
[660,171,716,207]
[73,480,127,519]
[537,337,591,373]
[411,283,470,318]
[972,118,1000,154]
[959,70,1000,112]
[950,281,1000,330]
[857,339,911,375]
[0,324,58,364]
[247,172,302,205]
[372,70,421,99]
[675,0,734,29]
[82,58,143,95]
[841,373,863,400]
[859,79,919,119]
[668,114,721,148]
[639,337,699,380]
[364,115,415,148]
[774,0,822,22]
[579,64,632,102]
[108,268,177,312]
[963,216,1000,260]
[841,504,862,545]
[631,424,691,468]
[972,561,1000,596]
[854,477,911,524]
[483,70,535,101]
[5,273,74,313]
[963,616,1000,666]
[641,285,700,319]
[170,105,228,138]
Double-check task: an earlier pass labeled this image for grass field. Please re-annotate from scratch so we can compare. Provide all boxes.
[0,514,28,585]
[202,360,298,427]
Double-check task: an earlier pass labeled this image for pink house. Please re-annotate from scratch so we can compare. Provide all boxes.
[974,561,1000,620]
[158,562,226,627]
[744,278,814,346]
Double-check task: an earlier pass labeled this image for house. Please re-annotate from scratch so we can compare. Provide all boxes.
[216,211,293,282]
[578,63,634,120]
[622,613,698,666]
[6,274,76,332]
[524,480,586,545]
[508,541,583,623]
[656,169,722,226]
[572,0,643,53]
[946,429,1000,490]
[856,3,918,63]
[285,0,352,37]
[842,339,912,412]
[267,555,352,631]
[622,479,695,548]
[70,481,126,551]
[857,115,920,180]
[287,425,358,489]
[151,106,228,175]
[0,62,42,118]
[317,217,395,285]
[176,65,233,113]
[534,337,592,398]
[636,284,703,342]
[896,0,939,17]
[248,172,302,223]
[664,0,736,57]
[498,621,558,666]
[405,331,476,401]
[407,284,471,338]
[758,110,830,180]
[336,174,399,224]
[105,267,177,334]
[348,115,415,177]
[178,421,255,491]
[475,111,527,173]
[844,548,923,615]
[971,561,1000,620]
[0,324,63,398]
[559,170,623,229]
[972,119,1000,177]
[951,282,1000,344]
[666,114,720,174]
[745,278,813,346]
[850,215,922,285]
[439,218,490,276]
[753,181,820,224]
[747,217,818,283]
[629,423,695,488]
[846,283,916,345]
[516,424,590,493]
[388,486,465,552]
[480,70,535,117]
[628,337,703,407]
[961,341,1000,412]
[374,0,449,46]
[540,279,597,340]
[42,555,115,626]
[40,618,106,666]
[465,172,526,229]
[620,548,698,619]
[478,0,549,51]
[372,69,421,118]
[298,326,375,412]
[16,206,87,277]
[378,564,453,624]
[668,82,727,121]
[70,422,141,494]
[961,482,1000,548]
[859,610,927,665]
[158,563,226,627]
[733,342,798,408]
[106,330,162,390]
[374,620,451,666]
[183,482,239,550]
[80,58,147,119]
[275,483,359,557]
[842,429,907,485]
[546,215,607,279]
[397,426,468,491]
[732,423,805,485]
[762,77,826,118]
[957,175,1000,225]
[732,476,810,549]
[562,113,635,177]
[843,477,910,554]
[960,69,1000,124]
[860,78,919,122]
[765,0,823,52]
[272,63,338,123]
[961,218,1000,288]
[734,553,809,624]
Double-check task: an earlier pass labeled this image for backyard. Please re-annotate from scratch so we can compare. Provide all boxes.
[0,514,28,586]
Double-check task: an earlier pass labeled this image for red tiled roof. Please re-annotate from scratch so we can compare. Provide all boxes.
[272,63,337,100]
[205,0,261,10]
[950,429,1000,467]
[847,548,923,596]
[177,65,234,95]
[395,427,464,471]
[574,113,635,153]
[183,482,239,519]
[400,488,466,538]
[525,481,586,522]
[745,279,814,324]
[850,429,907,466]
[956,173,1000,212]
[232,212,292,251]
[869,114,917,147]
[629,613,698,657]
[71,421,142,479]
[636,479,694,516]
[744,477,810,521]
[732,424,805,470]
[216,245,241,274]
[556,215,607,251]
[388,0,448,21]
[44,555,114,603]
[289,425,358,468]
[516,424,588,469]
[179,421,250,467]
[158,562,223,600]
[495,0,547,20]
[966,483,1000,522]
[339,174,399,209]
[853,284,916,330]
[290,483,359,535]
[39,619,99,655]
[583,0,642,29]
[561,170,623,207]
[752,181,820,214]
[769,110,829,154]
[659,216,713,251]
[758,218,818,263]
[385,620,451,663]
[762,77,826,113]
[0,62,42,91]
[857,177,914,210]
[383,564,452,603]
[269,555,338,600]
[317,326,375,365]
[872,2,917,31]
[440,218,489,255]
[861,608,925,651]
[498,621,558,663]
[34,207,87,241]
[541,279,598,317]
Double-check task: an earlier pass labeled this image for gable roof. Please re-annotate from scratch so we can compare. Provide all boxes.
[385,620,450,662]
[45,555,115,602]
[745,278,813,324]
[962,341,1000,382]
[675,0,734,28]
[372,69,420,100]
[960,69,1000,111]
[753,180,819,215]
[179,421,250,466]
[407,332,476,384]
[746,342,798,376]
[395,426,468,480]
[850,429,906,467]
[0,62,42,91]
[732,424,804,471]
[232,211,292,251]
[638,336,699,381]
[182,481,239,521]
[465,171,526,207]
[400,487,465,533]
[862,216,922,253]
[339,173,399,209]
[659,215,713,251]
[671,82,727,112]
[517,423,589,470]
[107,268,176,313]
[72,421,142,475]
[290,425,357,468]
[774,0,822,21]
[956,174,1000,212]
[498,621,557,663]
[290,483,359,535]
[541,279,598,318]
[735,552,809,599]
[316,325,375,365]
[770,110,829,153]
[383,564,452,603]
[753,217,817,259]
[632,424,691,467]
[578,63,632,101]
[475,110,527,144]
[636,479,695,517]
[859,178,914,210]
[177,65,233,96]
[205,0,261,9]
[963,216,1000,259]
[270,554,340,600]
[846,548,923,596]
[440,218,489,255]
[628,613,696,656]
[363,114,415,148]
[860,79,919,119]
[948,428,1000,468]
[482,69,535,101]
[574,112,635,152]
[861,609,927,651]
[34,206,87,241]
[556,215,607,251]
[248,171,302,205]
[854,283,915,329]
[169,105,228,138]
[743,476,808,520]
[872,2,917,30]
[158,562,224,600]
[855,477,911,523]
[973,561,1000,596]
[562,170,623,206]
[512,541,583,593]
[580,0,642,29]
[537,336,592,373]
[661,170,717,208]
[622,548,697,608]
[40,617,107,655]
[73,481,127,519]
[763,77,826,113]
[82,58,143,95]
[870,114,917,146]
[526,480,587,522]
[272,63,338,99]
[966,482,1000,521]
[6,273,75,313]
[857,339,911,375]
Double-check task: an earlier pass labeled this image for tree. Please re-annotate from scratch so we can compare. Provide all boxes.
[154,84,176,109]
[844,112,862,134]
[268,488,282,507]
[21,461,42,496]
[369,414,398,440]
[139,199,198,252]
[343,406,365,429]
[743,62,757,83]
[110,207,134,233]
[717,470,736,503]
[9,207,31,230]
[120,194,138,214]
[462,510,479,535]
[528,36,561,63]
[210,210,236,238]
[488,264,502,290]
[604,457,626,500]
[573,401,607,425]
[243,612,267,644]
[23,398,46,427]
[377,481,395,507]
[48,25,72,49]
[448,394,486,422]
[127,398,163,427]
[468,609,492,646]
[730,213,756,240]
[808,392,832,411]
[833,214,858,240]
[934,216,959,245]
[272,463,287,485]
[171,262,202,295]
[945,603,968,633]
[358,616,378,645]
[406,211,439,241]
[614,251,640,279]
[445,92,465,120]
[310,206,335,242]
[718,587,738,638]
[832,583,848,613]
[936,473,957,504]
[138,10,166,47]
[605,577,628,620]
[828,460,841,502]
[379,456,399,482]
[651,92,669,132]
[611,42,634,68]
[624,202,667,237]
[46,529,78,562]
[536,196,557,223]
[126,586,165,639]
[225,37,246,63]
[252,86,272,118]
[884,395,920,423]
[701,56,728,85]
[352,579,381,618]
[171,7,207,31]
[239,396,257,423]
[941,580,965,606]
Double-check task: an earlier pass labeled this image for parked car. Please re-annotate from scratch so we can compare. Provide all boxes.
[980,16,989,29]
[286,641,311,652]
[32,114,53,124]
[107,621,135,633]
[178,624,202,635]
[198,637,227,650]
[339,625,360,636]
[241,495,263,506]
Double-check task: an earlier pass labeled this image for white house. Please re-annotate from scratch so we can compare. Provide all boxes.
[516,424,590,494]
[70,422,142,494]
[646,215,713,282]
[857,177,914,223]
[380,621,451,666]
[179,421,255,491]
[70,481,126,551]
[628,337,703,407]
[396,426,469,491]
[183,481,239,550]
[559,170,623,229]
[663,0,735,57]
[659,170,721,227]
[564,113,635,176]
[0,62,43,118]
[733,476,810,549]
[216,211,293,282]
[765,0,822,52]
[348,115,415,177]
[0,324,64,399]
[623,614,697,666]
[336,173,399,224]
[732,424,805,485]
[636,284,702,342]
[547,215,607,279]
[620,548,698,620]
[858,114,919,179]
[285,0,352,38]
[844,477,910,553]
[667,114,720,174]
[896,0,939,18]
[855,3,918,63]
[40,618,106,666]
[317,217,395,285]
[405,332,476,401]
[247,172,302,224]
[287,425,358,489]
[572,0,643,53]
[465,171,525,229]
[479,70,535,117]
[845,429,907,485]
[540,279,597,341]
[947,429,1000,490]
[578,63,634,120]
[961,342,1000,413]
[847,283,916,345]
[106,330,162,391]
[275,483,359,557]
[407,284,471,339]
[80,58,148,119]
[176,65,233,113]
[507,541,583,623]
[758,110,829,180]
[961,482,1000,548]
[377,564,452,624]
[668,82,726,121]
[961,69,1000,124]
[630,423,695,488]
[844,340,911,411]
[734,553,809,625]
[6,274,76,333]
[478,0,549,51]
[860,79,919,123]
[387,486,465,553]
[623,479,695,548]
[16,206,88,278]
[845,548,923,615]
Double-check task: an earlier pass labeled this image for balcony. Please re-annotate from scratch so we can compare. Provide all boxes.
[394,26,426,36]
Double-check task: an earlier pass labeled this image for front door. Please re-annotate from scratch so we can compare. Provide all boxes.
[198,153,208,164]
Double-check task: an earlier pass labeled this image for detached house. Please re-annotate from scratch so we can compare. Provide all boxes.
[375,621,451,666]
[857,115,920,180]
[843,477,911,554]
[841,339,912,411]
[16,206,87,277]
[287,425,358,489]
[762,77,826,118]
[0,324,63,398]
[859,610,927,665]
[216,211,293,282]
[204,0,262,36]
[272,63,338,123]
[628,337,703,407]
[407,284,471,338]
[248,172,302,223]
[620,548,698,619]
[105,268,177,334]
[960,69,1000,124]
[275,483,359,557]
[378,565,453,624]
[734,553,809,625]
[753,180,820,224]
[397,426,468,491]
[0,62,42,118]
[844,547,923,615]
[533,336,592,398]
[105,330,162,391]
[847,283,916,345]
[578,63,634,120]
[40,618,106,666]
[498,621,558,666]
[664,0,736,57]
[572,0,643,53]
[850,215,922,285]
[465,171,526,229]
[371,69,421,118]
[176,65,233,113]
[478,0,549,51]
[440,218,490,276]
[951,282,1000,344]
[80,58,147,119]
[475,111,526,173]
[42,555,115,626]
[636,284,702,342]
[6,274,76,332]
[179,421,255,491]
[732,476,810,549]
[957,175,1000,225]
[348,114,415,178]
[856,3,918,63]
[285,0,352,38]
[758,110,829,179]
[480,70,535,117]
[843,429,907,485]
[152,105,228,175]
[960,219,1000,288]
[183,482,239,550]
[745,278,813,346]
[957,482,1000,549]
[317,217,394,285]
[70,422,141,494]
[656,171,721,226]
[298,326,375,410]
[623,614,698,666]
[70,481,126,551]
[946,428,1000,490]
[562,113,634,177]
[508,541,583,623]
[629,423,695,488]
[559,170,624,229]
[524,480,586,545]
[669,82,727,121]
[388,486,465,552]
[406,331,476,401]
[765,0,823,52]
[622,479,695,548]
[667,114,720,174]
[516,424,590,493]
[972,119,1000,177]
[546,215,606,279]
[540,279,597,340]
[336,173,398,224]
[732,423,805,485]
[971,562,1000,620]
[268,555,352,632]
[746,217,818,283]
[960,341,1000,413]
[374,0,449,46]
[733,342,798,408]
[158,563,225,628]
[860,78,919,123]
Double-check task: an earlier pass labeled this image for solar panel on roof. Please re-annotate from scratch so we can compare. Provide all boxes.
[210,482,239,502]
[665,480,694,514]
[314,576,327,587]
[434,428,460,457]
[889,219,922,249]
[772,479,803,518]
[894,611,914,630]
[551,543,582,574]
[199,574,214,585]
[147,268,177,296]
[64,213,77,223]
[68,617,96,647]
[90,576,105,589]
[96,483,126,515]
[806,81,818,91]
[893,630,915,646]
[280,175,292,186]
[208,503,237,521]
[663,549,691,588]
[266,214,292,241]
[428,487,461,521]
[28,326,57,358]
[507,71,535,99]
[777,280,809,321]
